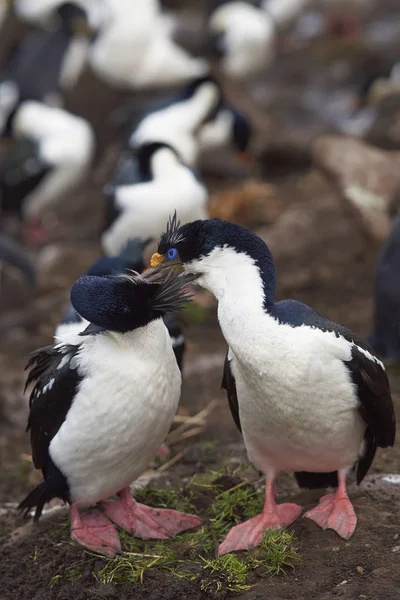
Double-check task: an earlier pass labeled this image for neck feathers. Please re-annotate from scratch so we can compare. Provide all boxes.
[197,244,276,313]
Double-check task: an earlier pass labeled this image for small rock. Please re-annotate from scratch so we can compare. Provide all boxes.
[394,533,399,540]
[356,566,364,575]
[392,545,400,552]
[312,135,400,241]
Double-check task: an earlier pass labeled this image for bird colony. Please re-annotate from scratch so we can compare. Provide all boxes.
[0,0,398,592]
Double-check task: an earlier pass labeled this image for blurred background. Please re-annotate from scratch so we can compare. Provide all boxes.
[1,0,400,597]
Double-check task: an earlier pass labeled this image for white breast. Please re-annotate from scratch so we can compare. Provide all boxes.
[49,320,181,506]
[191,246,368,479]
[54,317,88,340]
[229,325,366,478]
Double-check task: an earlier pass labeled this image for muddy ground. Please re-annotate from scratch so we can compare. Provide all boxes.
[1,2,400,599]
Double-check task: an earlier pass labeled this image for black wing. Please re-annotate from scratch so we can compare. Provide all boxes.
[25,343,82,472]
[221,350,242,433]
[346,345,395,483]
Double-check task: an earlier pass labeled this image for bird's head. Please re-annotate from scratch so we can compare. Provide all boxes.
[150,215,276,307]
[207,3,276,79]
[70,267,195,334]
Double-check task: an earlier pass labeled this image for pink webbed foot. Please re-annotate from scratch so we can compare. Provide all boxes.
[305,493,357,539]
[304,471,357,540]
[102,488,201,539]
[70,505,121,557]
[218,502,302,556]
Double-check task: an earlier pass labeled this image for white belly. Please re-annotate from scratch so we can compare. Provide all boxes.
[50,332,181,506]
[232,356,366,477]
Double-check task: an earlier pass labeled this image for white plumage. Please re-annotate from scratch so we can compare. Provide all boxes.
[208,2,276,80]
[130,80,221,167]
[54,318,89,340]
[89,0,208,89]
[102,147,208,256]
[12,101,94,219]
[50,320,181,506]
[263,0,310,29]
[186,245,377,477]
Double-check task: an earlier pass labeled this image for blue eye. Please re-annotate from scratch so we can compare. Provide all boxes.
[167,248,178,260]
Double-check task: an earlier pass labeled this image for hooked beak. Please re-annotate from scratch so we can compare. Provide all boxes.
[150,252,164,267]
[150,253,185,274]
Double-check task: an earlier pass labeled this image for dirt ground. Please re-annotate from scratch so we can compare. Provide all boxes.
[1,2,400,599]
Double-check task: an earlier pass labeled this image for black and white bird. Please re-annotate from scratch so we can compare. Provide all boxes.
[207,1,276,80]
[151,217,396,554]
[126,76,251,168]
[0,100,94,244]
[128,76,223,168]
[206,0,311,79]
[19,267,200,556]
[88,0,208,90]
[0,1,95,133]
[369,214,400,364]
[101,142,208,257]
[55,239,186,371]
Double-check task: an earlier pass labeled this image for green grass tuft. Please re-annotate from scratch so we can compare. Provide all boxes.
[94,547,177,585]
[209,485,264,538]
[177,526,215,558]
[248,529,300,576]
[199,554,251,594]
[49,574,62,589]
[134,486,196,514]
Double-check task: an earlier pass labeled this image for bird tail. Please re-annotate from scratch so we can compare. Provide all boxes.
[18,481,56,522]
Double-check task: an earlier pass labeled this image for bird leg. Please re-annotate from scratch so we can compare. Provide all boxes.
[218,479,302,555]
[70,504,121,557]
[304,470,357,540]
[22,216,50,247]
[155,442,170,458]
[102,487,201,539]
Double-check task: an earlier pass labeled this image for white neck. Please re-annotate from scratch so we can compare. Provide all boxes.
[189,246,278,361]
[150,148,182,179]
[179,83,219,130]
[108,318,167,353]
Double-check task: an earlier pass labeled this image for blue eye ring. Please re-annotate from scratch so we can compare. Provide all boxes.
[167,248,178,260]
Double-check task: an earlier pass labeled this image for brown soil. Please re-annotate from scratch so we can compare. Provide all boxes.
[1,2,400,599]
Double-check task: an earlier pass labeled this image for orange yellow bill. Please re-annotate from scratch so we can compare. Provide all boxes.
[150,253,164,267]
